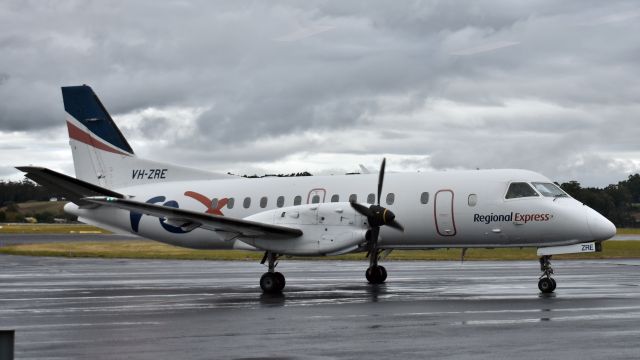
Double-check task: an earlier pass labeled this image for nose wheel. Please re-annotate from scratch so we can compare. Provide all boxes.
[538,255,556,293]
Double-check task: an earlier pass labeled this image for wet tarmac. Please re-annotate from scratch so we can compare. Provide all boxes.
[1,256,639,359]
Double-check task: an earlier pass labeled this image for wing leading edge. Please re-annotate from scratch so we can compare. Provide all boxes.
[83,196,303,240]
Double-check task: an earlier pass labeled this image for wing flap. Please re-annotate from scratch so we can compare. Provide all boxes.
[83,196,303,239]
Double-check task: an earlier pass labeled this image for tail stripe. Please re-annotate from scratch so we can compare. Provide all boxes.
[67,120,130,156]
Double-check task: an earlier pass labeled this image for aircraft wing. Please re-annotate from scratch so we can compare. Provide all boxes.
[16,166,124,206]
[83,196,303,239]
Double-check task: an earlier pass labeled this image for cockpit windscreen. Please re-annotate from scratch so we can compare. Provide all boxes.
[532,182,568,198]
[505,182,539,199]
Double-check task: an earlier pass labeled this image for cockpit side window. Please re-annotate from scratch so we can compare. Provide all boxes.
[505,182,540,199]
[532,182,568,198]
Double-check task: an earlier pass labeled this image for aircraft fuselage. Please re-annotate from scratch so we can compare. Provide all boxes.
[66,169,614,253]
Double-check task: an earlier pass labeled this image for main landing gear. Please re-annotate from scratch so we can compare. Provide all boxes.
[260,251,285,294]
[366,248,387,284]
[538,255,556,294]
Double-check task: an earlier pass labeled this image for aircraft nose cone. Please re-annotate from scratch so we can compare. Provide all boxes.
[586,207,616,241]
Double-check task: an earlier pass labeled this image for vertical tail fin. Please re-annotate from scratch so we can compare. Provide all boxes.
[63,85,134,156]
[62,85,225,189]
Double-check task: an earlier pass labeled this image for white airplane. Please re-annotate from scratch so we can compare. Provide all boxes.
[18,85,616,294]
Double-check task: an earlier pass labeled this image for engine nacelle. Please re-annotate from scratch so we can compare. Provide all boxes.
[242,202,368,256]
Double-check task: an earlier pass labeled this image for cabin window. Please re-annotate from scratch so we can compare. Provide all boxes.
[260,196,268,208]
[227,198,235,209]
[243,197,251,208]
[211,198,219,209]
[532,182,568,198]
[367,193,375,204]
[349,194,357,203]
[331,194,339,202]
[386,193,395,205]
[277,196,285,208]
[468,194,477,207]
[420,192,429,204]
[311,195,320,204]
[293,195,302,206]
[505,182,539,199]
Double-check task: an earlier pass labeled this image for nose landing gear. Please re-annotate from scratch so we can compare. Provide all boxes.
[538,255,556,293]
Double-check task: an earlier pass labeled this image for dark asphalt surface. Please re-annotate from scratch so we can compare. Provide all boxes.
[1,255,639,359]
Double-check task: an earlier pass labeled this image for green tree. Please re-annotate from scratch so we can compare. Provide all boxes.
[560,181,582,198]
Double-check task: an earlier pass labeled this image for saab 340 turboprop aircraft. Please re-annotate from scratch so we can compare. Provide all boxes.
[18,85,616,294]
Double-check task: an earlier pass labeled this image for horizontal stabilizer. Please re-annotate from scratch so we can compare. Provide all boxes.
[16,166,123,205]
[83,196,303,239]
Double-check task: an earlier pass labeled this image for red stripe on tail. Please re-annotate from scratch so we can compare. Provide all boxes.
[67,121,131,156]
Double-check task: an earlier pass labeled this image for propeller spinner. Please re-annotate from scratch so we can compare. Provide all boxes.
[350,158,404,235]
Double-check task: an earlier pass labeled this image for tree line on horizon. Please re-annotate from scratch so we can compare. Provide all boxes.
[559,174,640,227]
[1,174,639,227]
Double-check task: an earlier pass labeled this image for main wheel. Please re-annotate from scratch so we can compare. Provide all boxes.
[260,272,282,293]
[379,266,387,282]
[538,277,555,293]
[274,272,286,291]
[366,266,386,284]
[550,278,557,292]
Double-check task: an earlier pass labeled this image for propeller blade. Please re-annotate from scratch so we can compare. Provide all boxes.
[350,201,373,218]
[377,158,386,206]
[387,219,405,232]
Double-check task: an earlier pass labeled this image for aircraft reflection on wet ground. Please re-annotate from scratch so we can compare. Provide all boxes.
[1,256,639,359]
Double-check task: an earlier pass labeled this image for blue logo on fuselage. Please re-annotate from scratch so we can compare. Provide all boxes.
[130,196,189,234]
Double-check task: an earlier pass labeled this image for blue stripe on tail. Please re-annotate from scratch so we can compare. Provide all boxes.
[62,85,134,155]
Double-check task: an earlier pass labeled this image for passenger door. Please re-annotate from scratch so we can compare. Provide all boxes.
[434,190,457,236]
[306,188,326,204]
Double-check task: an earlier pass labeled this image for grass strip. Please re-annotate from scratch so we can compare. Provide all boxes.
[616,228,640,235]
[1,240,640,261]
[0,224,110,234]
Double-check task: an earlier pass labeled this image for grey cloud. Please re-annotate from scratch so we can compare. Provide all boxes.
[0,0,638,186]
[0,166,20,178]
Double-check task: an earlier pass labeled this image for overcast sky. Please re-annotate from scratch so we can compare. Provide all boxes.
[1,0,639,187]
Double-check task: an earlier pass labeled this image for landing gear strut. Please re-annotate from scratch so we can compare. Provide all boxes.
[538,255,556,293]
[260,251,285,293]
[366,248,387,284]
[349,158,403,285]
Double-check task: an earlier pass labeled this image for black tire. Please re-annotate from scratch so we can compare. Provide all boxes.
[550,278,557,292]
[260,272,281,293]
[538,277,554,293]
[365,267,373,283]
[274,272,286,291]
[379,266,387,282]
[366,266,386,284]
